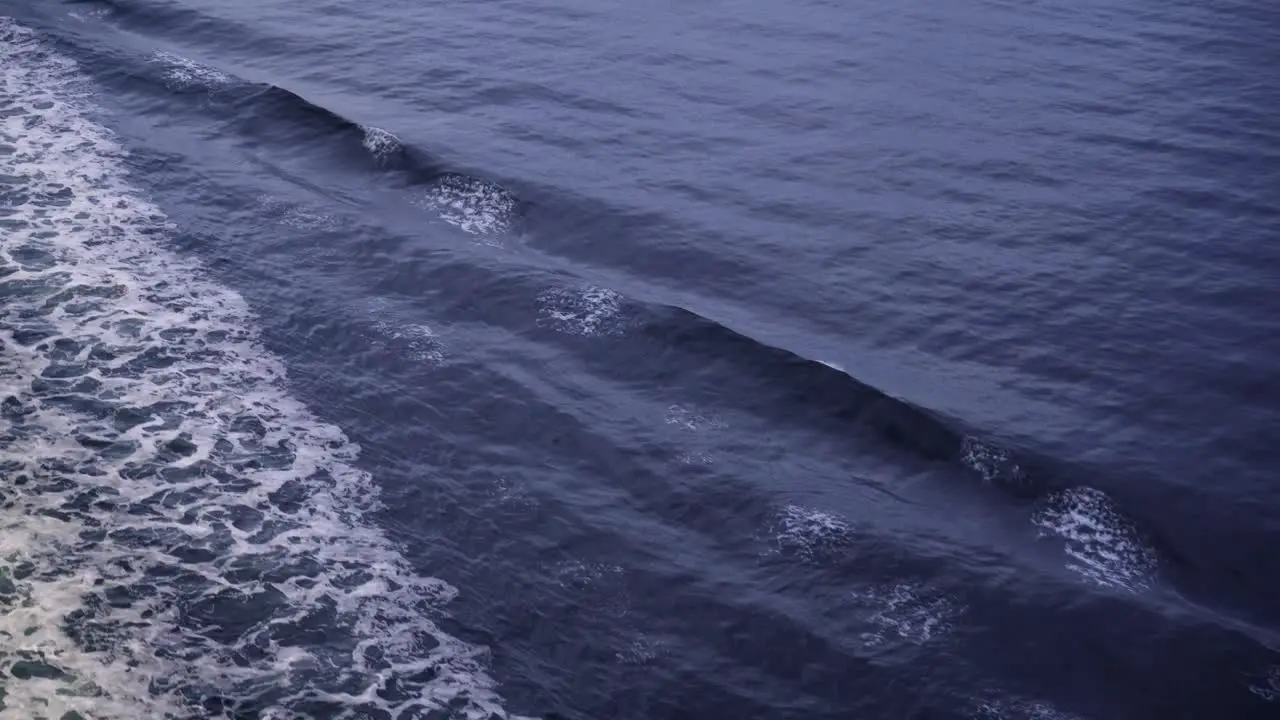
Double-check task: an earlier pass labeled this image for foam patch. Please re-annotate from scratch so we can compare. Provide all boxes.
[614,633,665,666]
[1031,487,1158,592]
[365,299,445,365]
[150,51,233,92]
[416,174,518,239]
[546,560,629,618]
[970,696,1085,719]
[765,505,853,563]
[1248,665,1280,702]
[255,195,343,232]
[361,126,401,166]
[961,436,1027,486]
[664,404,726,431]
[850,581,963,647]
[536,286,629,337]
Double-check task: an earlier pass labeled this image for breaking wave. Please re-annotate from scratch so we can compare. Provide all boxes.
[0,19,521,720]
[361,126,402,166]
[415,174,519,239]
[536,286,629,337]
[763,505,853,563]
[150,51,233,92]
[1031,487,1158,592]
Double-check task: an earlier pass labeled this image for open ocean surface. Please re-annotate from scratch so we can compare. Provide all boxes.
[2,1,1278,718]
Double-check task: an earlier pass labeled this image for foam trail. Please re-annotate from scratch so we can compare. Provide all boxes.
[0,19,521,719]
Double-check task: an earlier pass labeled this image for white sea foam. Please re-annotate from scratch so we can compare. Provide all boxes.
[1248,665,1280,702]
[150,51,233,92]
[374,320,444,363]
[970,696,1085,719]
[361,126,401,165]
[1031,487,1158,592]
[549,560,624,592]
[363,297,445,364]
[676,451,714,465]
[536,286,628,336]
[484,477,536,510]
[664,404,726,431]
[255,195,342,232]
[547,560,629,618]
[0,20,522,719]
[961,436,1027,485]
[765,505,852,563]
[615,633,665,666]
[850,581,963,647]
[416,174,517,239]
[68,7,113,22]
[363,300,439,361]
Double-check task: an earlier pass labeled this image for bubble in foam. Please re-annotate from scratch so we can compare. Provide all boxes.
[0,19,525,719]
[536,285,629,337]
[150,51,233,92]
[1031,486,1158,592]
[417,173,517,238]
[850,581,963,647]
[765,504,852,563]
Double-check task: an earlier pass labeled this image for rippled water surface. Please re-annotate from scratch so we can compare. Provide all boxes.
[2,1,1278,718]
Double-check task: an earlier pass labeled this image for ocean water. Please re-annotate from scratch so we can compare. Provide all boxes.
[1,1,1277,719]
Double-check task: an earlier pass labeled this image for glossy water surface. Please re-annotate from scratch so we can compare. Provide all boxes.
[1,1,1278,718]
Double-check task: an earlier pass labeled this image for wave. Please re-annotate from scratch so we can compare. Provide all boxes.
[65,0,283,52]
[607,300,1170,593]
[0,18,524,719]
[136,54,525,238]
[41,7,527,235]
[149,50,232,91]
[638,306,993,470]
[536,286,631,337]
[1031,487,1158,592]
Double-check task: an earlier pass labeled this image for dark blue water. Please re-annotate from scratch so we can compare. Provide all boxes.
[2,1,1278,718]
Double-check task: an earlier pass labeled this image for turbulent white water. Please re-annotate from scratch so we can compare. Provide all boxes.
[535,286,628,337]
[0,19,519,720]
[1031,487,1158,593]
